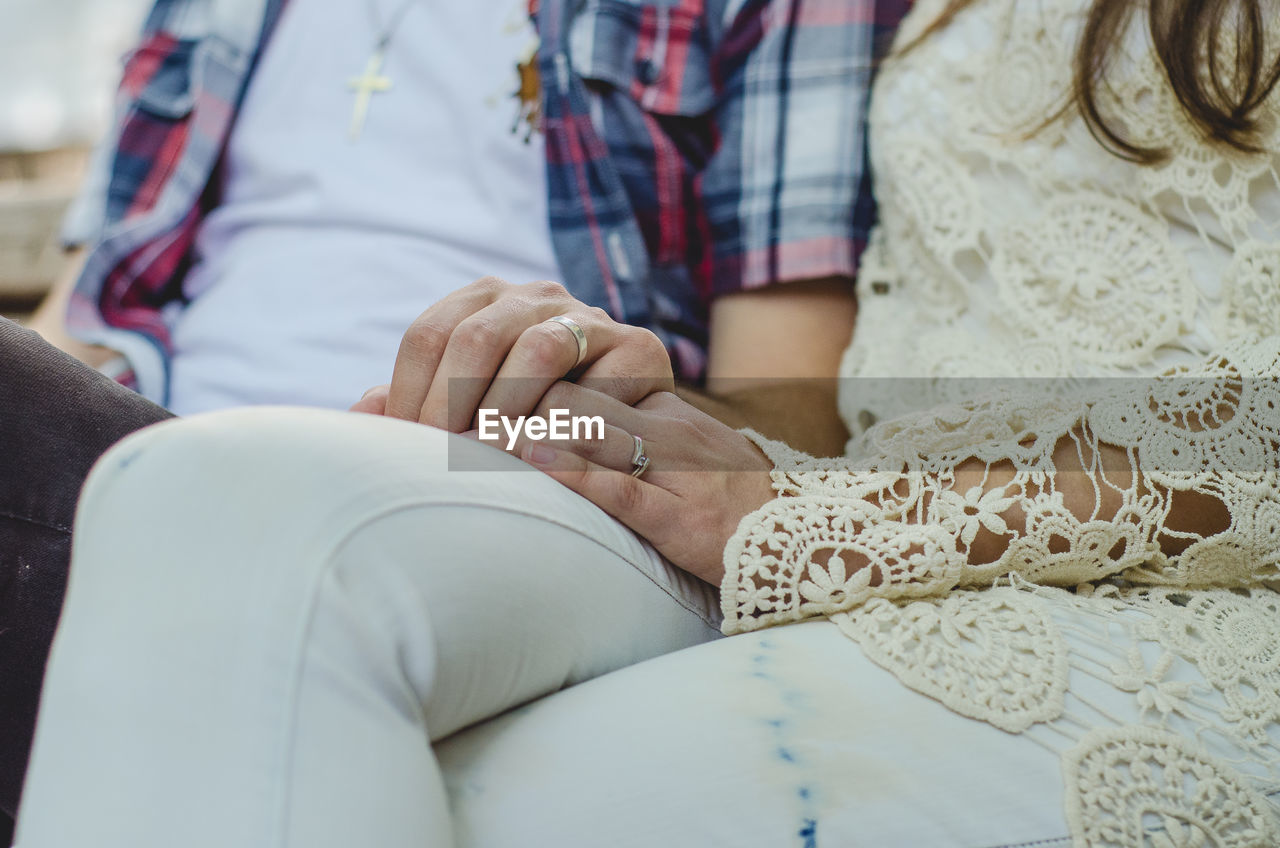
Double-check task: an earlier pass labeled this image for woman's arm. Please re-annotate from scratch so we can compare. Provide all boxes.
[719,339,1278,631]
[519,339,1277,635]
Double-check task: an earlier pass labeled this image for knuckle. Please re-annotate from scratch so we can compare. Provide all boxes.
[621,328,674,376]
[584,305,612,325]
[526,279,568,301]
[531,394,555,422]
[520,325,570,371]
[471,275,509,296]
[625,325,663,352]
[575,434,606,460]
[453,317,500,353]
[399,319,449,361]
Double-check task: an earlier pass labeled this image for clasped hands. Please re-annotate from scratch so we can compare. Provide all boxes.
[351,277,775,585]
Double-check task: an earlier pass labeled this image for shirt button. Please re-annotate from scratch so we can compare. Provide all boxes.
[636,58,661,85]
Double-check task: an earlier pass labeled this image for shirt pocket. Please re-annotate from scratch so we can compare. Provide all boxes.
[119,34,199,119]
[569,0,716,116]
[105,34,201,221]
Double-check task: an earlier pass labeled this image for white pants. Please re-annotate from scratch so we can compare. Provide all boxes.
[17,408,721,847]
[17,408,1082,847]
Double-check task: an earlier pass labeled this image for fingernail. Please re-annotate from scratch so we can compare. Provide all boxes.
[526,444,558,465]
[460,428,480,440]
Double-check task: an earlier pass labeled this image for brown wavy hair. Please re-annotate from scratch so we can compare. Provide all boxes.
[901,0,1280,163]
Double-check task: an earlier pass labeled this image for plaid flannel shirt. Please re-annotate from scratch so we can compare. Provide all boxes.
[61,0,908,404]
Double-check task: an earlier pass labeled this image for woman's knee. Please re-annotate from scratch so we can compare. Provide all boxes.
[64,410,451,623]
[71,407,570,605]
[85,404,544,507]
[82,408,450,533]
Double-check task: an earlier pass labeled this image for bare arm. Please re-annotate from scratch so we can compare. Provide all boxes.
[25,248,120,368]
[678,277,857,457]
[356,275,859,457]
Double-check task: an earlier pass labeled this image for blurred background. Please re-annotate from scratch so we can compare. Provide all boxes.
[0,0,149,321]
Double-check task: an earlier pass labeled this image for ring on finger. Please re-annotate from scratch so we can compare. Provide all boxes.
[544,315,588,370]
[629,434,651,478]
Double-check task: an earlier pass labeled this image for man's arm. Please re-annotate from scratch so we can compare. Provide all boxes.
[24,248,120,369]
[671,0,888,458]
[677,277,857,457]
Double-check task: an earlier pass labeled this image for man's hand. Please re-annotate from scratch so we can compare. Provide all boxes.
[352,276,674,431]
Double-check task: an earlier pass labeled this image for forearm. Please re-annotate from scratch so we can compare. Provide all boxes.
[676,380,849,457]
[691,276,857,457]
[722,342,1278,632]
[26,247,119,368]
[951,433,1230,567]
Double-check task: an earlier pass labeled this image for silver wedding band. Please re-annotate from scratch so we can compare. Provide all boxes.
[545,315,588,370]
[629,434,651,479]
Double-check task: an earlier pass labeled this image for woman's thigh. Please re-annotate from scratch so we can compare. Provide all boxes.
[18,407,720,847]
[437,620,1071,848]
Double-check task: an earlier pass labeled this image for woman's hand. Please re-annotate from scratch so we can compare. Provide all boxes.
[351,277,674,431]
[496,383,777,585]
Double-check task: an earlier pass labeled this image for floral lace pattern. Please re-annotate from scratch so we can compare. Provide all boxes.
[719,0,1280,842]
[833,590,1068,733]
[1216,244,1280,340]
[727,342,1280,631]
[1063,726,1280,847]
[1124,588,1280,746]
[991,194,1196,366]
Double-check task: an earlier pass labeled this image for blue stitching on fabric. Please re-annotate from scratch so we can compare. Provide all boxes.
[975,836,1072,848]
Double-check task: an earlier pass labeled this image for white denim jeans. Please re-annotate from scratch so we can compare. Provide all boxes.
[17,408,722,847]
[17,408,1084,848]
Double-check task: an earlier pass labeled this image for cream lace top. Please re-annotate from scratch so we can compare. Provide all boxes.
[719,0,1280,842]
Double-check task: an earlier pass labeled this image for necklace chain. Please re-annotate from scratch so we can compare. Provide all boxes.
[347,0,419,141]
[348,0,541,143]
[367,0,419,50]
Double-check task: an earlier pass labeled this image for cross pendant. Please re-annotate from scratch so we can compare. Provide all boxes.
[348,46,393,141]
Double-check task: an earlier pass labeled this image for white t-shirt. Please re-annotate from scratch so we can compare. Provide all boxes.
[168,0,562,414]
